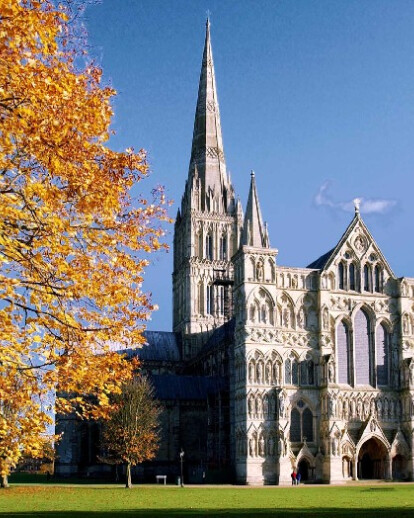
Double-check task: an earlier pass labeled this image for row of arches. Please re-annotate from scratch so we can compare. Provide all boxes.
[338,261,384,293]
[243,351,316,387]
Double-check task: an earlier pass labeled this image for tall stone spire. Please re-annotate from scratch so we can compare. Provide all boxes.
[242,171,269,248]
[189,18,228,197]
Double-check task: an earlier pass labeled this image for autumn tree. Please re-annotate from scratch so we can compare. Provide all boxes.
[100,375,161,488]
[0,0,169,487]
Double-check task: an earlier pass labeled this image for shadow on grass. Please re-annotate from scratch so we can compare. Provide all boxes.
[3,509,414,518]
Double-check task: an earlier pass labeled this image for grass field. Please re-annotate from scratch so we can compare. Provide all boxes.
[1,483,414,518]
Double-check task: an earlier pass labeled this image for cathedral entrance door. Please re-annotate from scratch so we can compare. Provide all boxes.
[357,438,387,480]
[297,459,310,481]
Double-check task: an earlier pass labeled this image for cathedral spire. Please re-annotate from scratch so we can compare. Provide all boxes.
[242,171,269,248]
[189,18,228,196]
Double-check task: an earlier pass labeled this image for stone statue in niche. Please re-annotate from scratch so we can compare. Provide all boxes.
[248,396,254,416]
[263,395,269,416]
[268,436,274,456]
[265,362,272,384]
[256,261,264,282]
[249,437,255,457]
[323,308,329,330]
[298,307,305,329]
[273,363,279,385]
[279,393,285,418]
[257,362,263,384]
[259,436,265,456]
[256,396,263,415]
[328,361,335,383]
[409,361,414,386]
[249,362,255,383]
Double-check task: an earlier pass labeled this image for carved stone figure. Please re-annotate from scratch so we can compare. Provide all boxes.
[259,436,265,456]
[249,437,255,457]
[328,361,335,383]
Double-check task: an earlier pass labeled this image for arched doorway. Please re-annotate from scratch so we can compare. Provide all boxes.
[342,456,353,479]
[358,438,388,480]
[297,459,310,482]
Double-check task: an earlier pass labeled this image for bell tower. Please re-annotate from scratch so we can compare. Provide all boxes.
[172,19,242,357]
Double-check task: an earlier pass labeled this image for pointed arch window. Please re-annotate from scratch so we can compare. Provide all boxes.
[338,262,345,290]
[337,320,352,385]
[354,309,372,386]
[206,284,214,315]
[206,234,213,260]
[349,263,356,291]
[374,265,382,293]
[290,401,313,443]
[218,285,225,316]
[285,354,299,385]
[376,323,390,386]
[364,264,372,292]
[219,233,227,261]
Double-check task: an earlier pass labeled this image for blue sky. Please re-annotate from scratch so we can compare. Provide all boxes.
[85,0,414,331]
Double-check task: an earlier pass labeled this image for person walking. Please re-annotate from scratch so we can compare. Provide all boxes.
[291,470,296,485]
[296,471,301,485]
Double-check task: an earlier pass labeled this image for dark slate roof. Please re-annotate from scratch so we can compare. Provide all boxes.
[200,319,235,355]
[150,374,226,401]
[307,248,335,270]
[125,331,182,362]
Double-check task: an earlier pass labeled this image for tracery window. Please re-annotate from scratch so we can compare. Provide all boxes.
[376,323,390,386]
[285,354,299,385]
[219,234,227,261]
[206,233,213,260]
[206,284,214,315]
[338,262,345,290]
[337,320,352,385]
[363,264,372,292]
[354,309,372,386]
[290,400,313,442]
[349,263,356,291]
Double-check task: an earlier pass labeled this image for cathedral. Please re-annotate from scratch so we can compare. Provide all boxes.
[55,21,414,485]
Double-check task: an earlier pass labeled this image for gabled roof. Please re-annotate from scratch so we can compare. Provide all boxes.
[306,209,395,277]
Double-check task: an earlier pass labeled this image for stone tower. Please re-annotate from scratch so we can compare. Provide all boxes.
[233,171,279,484]
[172,19,242,358]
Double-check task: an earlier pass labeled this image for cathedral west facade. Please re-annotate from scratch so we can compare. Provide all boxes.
[56,21,414,485]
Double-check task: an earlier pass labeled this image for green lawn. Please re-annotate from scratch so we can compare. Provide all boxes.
[1,483,414,517]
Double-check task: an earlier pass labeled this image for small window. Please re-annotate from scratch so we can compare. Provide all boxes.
[338,263,345,290]
[374,265,381,292]
[349,263,355,291]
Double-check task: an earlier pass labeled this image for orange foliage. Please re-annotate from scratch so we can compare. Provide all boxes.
[0,0,170,481]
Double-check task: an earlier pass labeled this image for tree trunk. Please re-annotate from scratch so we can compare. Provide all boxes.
[1,475,9,488]
[125,462,132,489]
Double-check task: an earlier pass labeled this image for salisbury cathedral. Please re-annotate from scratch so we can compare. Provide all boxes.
[56,21,414,485]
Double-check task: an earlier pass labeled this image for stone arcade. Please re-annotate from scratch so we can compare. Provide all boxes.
[56,21,414,484]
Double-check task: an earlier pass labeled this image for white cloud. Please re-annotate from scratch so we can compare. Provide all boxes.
[314,181,396,215]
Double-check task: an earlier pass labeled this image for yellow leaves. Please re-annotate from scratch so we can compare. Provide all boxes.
[0,0,171,479]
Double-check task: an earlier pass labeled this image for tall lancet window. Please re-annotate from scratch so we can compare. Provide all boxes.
[338,262,345,290]
[376,323,390,386]
[374,265,382,293]
[337,321,351,385]
[349,263,356,291]
[354,309,372,385]
[364,264,372,292]
[219,234,227,260]
[206,284,214,315]
[218,286,225,316]
[206,234,213,260]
